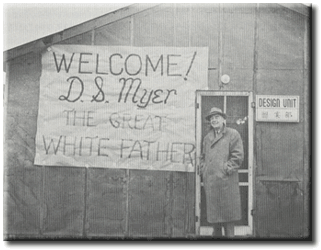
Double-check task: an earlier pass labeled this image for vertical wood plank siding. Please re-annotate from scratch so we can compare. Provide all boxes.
[4,53,42,236]
[86,169,127,237]
[128,170,169,237]
[4,4,309,238]
[254,3,307,237]
[221,4,256,91]
[42,167,86,236]
[302,16,311,238]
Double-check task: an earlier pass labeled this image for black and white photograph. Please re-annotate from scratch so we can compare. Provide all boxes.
[2,2,312,242]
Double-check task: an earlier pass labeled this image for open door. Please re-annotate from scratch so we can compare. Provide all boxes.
[195,91,253,236]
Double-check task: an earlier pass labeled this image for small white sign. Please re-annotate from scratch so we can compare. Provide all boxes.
[256,95,299,122]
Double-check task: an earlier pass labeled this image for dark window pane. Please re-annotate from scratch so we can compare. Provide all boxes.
[239,172,248,182]
[226,96,248,169]
[235,186,249,226]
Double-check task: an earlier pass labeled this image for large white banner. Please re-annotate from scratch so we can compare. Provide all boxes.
[34,45,208,172]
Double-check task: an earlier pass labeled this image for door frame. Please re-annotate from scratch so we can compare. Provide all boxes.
[195,91,254,236]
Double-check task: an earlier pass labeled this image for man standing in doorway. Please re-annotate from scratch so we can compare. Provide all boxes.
[201,107,244,238]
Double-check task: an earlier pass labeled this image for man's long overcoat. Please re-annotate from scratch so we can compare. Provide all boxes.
[202,126,244,223]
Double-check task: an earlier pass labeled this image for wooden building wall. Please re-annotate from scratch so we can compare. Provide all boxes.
[4,3,310,238]
[254,4,309,238]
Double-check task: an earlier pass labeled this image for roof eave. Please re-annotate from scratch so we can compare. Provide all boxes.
[3,3,160,67]
[278,3,311,17]
[3,3,310,69]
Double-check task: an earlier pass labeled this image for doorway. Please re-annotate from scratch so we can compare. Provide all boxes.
[195,91,253,236]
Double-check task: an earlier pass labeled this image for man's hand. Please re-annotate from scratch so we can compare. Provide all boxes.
[223,164,235,175]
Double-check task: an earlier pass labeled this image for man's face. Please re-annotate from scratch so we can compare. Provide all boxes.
[210,114,225,130]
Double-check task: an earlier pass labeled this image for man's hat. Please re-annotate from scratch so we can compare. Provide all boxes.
[205,107,227,120]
